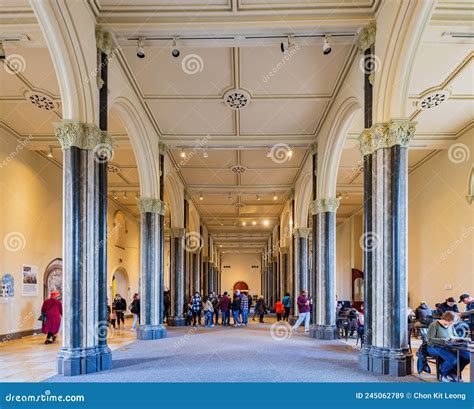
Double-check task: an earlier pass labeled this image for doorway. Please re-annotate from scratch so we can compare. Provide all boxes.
[43,258,63,300]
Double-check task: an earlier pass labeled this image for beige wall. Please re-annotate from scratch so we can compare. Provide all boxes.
[0,129,140,337]
[220,253,261,297]
[408,130,474,310]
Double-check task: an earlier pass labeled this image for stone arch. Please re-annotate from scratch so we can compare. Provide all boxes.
[164,172,184,228]
[280,208,291,247]
[318,96,362,199]
[294,172,312,229]
[43,258,63,300]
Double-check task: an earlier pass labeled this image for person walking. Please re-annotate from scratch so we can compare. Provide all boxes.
[209,291,219,325]
[274,299,285,321]
[255,295,267,323]
[191,291,202,327]
[219,291,231,326]
[203,297,214,328]
[282,292,291,321]
[112,294,127,329]
[40,291,62,344]
[232,290,242,326]
[292,290,311,333]
[241,292,249,325]
[130,293,140,332]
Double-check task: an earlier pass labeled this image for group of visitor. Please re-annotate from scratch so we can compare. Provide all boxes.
[186,290,269,327]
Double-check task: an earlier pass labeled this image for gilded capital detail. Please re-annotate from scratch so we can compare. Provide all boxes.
[158,142,167,155]
[357,22,376,52]
[54,121,114,152]
[371,119,416,152]
[138,198,168,215]
[170,227,186,238]
[293,227,311,238]
[311,198,340,214]
[358,129,373,156]
[96,29,116,55]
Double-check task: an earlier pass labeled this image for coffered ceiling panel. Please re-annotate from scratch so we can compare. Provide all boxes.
[241,44,351,96]
[123,46,233,97]
[240,168,295,185]
[240,98,327,135]
[180,168,236,185]
[148,100,234,134]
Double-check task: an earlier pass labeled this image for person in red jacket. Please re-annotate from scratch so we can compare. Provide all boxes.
[274,299,285,321]
[41,291,62,344]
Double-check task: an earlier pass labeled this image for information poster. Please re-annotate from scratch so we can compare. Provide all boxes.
[21,264,38,296]
[0,273,14,303]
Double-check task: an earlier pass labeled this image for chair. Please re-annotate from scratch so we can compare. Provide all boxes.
[418,328,441,380]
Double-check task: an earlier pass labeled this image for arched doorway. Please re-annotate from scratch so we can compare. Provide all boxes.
[43,258,63,300]
[112,267,130,301]
[233,281,249,293]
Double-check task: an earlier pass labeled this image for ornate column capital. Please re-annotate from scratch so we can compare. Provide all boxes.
[96,29,117,55]
[357,21,376,52]
[279,246,289,254]
[138,198,168,215]
[170,227,186,238]
[293,227,311,238]
[371,119,416,152]
[311,198,340,214]
[358,129,373,156]
[54,121,114,152]
[158,142,167,155]
[311,141,318,154]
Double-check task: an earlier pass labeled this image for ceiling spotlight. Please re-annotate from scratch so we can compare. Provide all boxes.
[345,192,349,200]
[242,221,246,226]
[336,192,342,200]
[199,193,203,201]
[288,148,293,158]
[256,195,261,201]
[280,35,295,54]
[136,38,145,59]
[124,192,128,199]
[252,221,257,226]
[171,38,180,58]
[322,35,332,55]
[273,195,278,201]
[46,146,54,158]
[263,220,269,226]
[203,149,209,158]
[266,147,272,158]
[180,148,186,158]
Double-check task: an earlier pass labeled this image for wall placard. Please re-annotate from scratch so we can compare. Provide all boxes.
[22,265,38,297]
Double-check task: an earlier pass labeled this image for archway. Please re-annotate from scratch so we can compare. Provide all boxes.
[43,258,63,300]
[112,267,130,302]
[233,281,249,293]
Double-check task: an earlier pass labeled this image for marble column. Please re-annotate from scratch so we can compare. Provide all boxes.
[360,119,415,376]
[293,227,310,313]
[202,256,209,297]
[137,199,167,340]
[55,122,113,376]
[279,247,289,295]
[168,227,186,326]
[208,262,214,295]
[310,198,339,340]
[191,250,201,293]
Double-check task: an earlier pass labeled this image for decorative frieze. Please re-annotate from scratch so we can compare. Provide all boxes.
[138,198,168,215]
[357,22,376,52]
[292,227,311,238]
[55,121,114,152]
[311,198,340,215]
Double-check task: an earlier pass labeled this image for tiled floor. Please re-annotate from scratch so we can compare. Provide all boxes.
[0,321,136,382]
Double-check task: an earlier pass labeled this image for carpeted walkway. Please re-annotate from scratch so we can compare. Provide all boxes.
[47,320,422,382]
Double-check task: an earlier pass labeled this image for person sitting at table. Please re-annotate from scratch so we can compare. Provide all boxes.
[436,297,459,315]
[427,311,470,382]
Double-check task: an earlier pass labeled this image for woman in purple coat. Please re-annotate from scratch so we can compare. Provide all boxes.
[41,291,62,344]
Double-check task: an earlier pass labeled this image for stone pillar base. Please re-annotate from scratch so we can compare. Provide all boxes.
[309,324,338,340]
[358,348,372,371]
[57,346,112,377]
[167,317,186,327]
[370,347,390,375]
[137,325,167,340]
[389,349,413,377]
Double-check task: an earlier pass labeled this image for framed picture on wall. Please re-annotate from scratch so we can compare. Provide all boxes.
[22,265,38,297]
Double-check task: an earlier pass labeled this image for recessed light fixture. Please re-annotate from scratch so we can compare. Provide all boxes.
[47,146,54,158]
[180,148,186,158]
[199,193,203,201]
